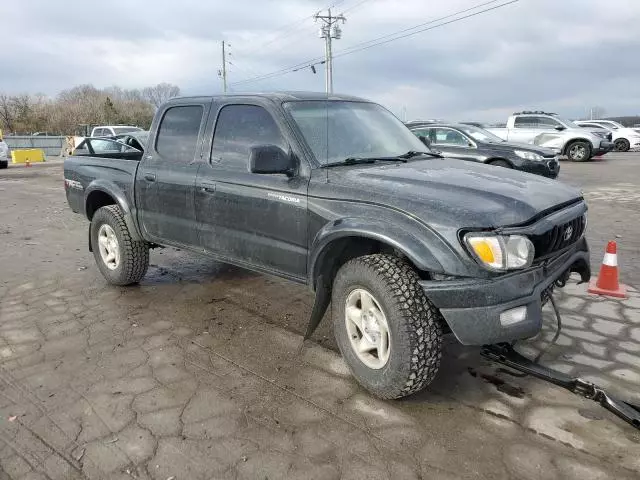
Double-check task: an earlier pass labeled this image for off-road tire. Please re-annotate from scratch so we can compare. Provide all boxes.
[489,159,512,168]
[90,205,149,285]
[332,254,444,399]
[566,140,591,162]
[614,138,630,152]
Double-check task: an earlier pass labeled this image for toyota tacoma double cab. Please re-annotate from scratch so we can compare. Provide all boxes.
[64,93,591,399]
[487,111,613,161]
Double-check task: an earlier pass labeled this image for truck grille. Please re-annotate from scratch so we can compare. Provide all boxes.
[530,214,586,259]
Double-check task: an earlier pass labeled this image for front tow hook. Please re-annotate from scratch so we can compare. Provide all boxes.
[481,343,640,431]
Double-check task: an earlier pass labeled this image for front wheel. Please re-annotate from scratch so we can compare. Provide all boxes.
[90,205,149,285]
[566,141,591,162]
[0,161,8,169]
[489,159,512,168]
[332,254,443,399]
[614,138,630,152]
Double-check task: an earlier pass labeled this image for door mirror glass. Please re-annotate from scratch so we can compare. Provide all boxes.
[249,145,295,176]
[554,125,566,131]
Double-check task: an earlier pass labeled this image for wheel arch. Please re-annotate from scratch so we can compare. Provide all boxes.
[309,220,446,290]
[84,180,143,243]
[485,157,513,167]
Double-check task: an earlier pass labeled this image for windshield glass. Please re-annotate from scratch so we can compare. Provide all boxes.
[553,116,580,128]
[284,101,430,165]
[113,127,142,135]
[600,120,623,129]
[458,124,505,143]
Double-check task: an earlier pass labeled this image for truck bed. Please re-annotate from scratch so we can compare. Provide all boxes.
[64,155,140,216]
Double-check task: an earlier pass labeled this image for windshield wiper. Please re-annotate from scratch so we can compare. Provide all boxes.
[398,150,442,159]
[320,156,406,168]
[320,151,441,168]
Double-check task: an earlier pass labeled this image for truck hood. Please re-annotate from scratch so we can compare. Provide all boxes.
[328,158,582,227]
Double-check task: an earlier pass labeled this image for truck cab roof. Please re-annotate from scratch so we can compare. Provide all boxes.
[163,92,371,106]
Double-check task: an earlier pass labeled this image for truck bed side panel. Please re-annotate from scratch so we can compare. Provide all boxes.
[64,156,140,220]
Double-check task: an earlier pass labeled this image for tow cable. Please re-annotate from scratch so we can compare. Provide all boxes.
[481,289,640,431]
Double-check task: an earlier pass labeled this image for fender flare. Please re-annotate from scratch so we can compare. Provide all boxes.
[308,217,446,283]
[84,180,143,242]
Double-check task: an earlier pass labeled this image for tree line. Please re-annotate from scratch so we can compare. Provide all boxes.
[0,83,180,136]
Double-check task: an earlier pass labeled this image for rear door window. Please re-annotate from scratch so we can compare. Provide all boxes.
[514,117,536,128]
[211,104,285,171]
[155,105,204,163]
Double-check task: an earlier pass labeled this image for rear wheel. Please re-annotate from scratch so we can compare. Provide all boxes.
[0,161,7,169]
[614,138,630,152]
[90,205,149,285]
[332,254,443,399]
[566,141,591,162]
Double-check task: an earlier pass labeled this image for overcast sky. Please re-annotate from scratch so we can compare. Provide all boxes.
[3,0,639,121]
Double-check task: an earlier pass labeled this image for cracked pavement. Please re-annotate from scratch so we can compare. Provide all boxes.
[1,154,639,479]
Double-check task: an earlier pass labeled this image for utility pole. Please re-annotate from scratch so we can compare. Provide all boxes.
[314,9,346,94]
[220,41,228,93]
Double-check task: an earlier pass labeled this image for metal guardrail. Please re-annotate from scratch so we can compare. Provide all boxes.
[4,136,66,157]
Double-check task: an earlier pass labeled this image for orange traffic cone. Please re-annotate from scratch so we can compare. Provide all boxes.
[588,241,627,298]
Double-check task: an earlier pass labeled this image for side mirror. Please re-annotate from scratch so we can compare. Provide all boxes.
[249,145,295,176]
[419,136,432,148]
[554,125,566,131]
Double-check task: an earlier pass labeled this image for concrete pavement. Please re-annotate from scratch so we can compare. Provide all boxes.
[1,154,639,479]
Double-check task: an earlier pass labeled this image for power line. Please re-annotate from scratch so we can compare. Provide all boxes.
[236,0,348,57]
[334,0,505,58]
[230,0,518,87]
[341,0,374,14]
[333,0,518,60]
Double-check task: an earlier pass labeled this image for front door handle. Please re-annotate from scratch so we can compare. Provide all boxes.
[144,173,156,182]
[199,182,216,194]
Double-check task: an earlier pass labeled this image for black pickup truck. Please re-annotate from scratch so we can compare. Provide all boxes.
[64,92,590,399]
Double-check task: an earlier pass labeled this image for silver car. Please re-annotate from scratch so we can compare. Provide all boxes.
[487,111,613,161]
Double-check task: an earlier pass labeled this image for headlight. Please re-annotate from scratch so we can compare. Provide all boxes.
[514,150,543,161]
[464,233,534,271]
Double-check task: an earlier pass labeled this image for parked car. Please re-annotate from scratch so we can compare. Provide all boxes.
[0,138,9,169]
[90,125,143,137]
[575,120,640,152]
[64,92,590,400]
[110,130,149,152]
[73,137,143,160]
[487,111,613,161]
[408,123,560,178]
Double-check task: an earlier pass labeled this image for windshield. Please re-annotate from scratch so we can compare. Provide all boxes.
[284,101,430,165]
[113,127,142,135]
[599,120,623,129]
[458,124,505,143]
[553,116,580,128]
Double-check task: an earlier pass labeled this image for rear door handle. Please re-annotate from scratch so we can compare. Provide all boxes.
[144,173,156,182]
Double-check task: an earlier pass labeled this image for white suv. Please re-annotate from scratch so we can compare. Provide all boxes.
[90,126,143,137]
[575,120,640,152]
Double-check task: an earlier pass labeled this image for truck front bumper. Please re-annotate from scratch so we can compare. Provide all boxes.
[594,140,614,155]
[419,238,590,345]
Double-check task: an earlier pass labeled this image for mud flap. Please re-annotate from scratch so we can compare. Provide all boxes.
[304,274,331,341]
[88,223,93,252]
[482,343,640,430]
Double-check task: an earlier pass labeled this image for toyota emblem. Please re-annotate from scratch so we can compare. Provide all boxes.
[564,225,573,241]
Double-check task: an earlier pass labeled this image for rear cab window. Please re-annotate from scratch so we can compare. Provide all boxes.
[155,105,204,163]
[211,104,286,171]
